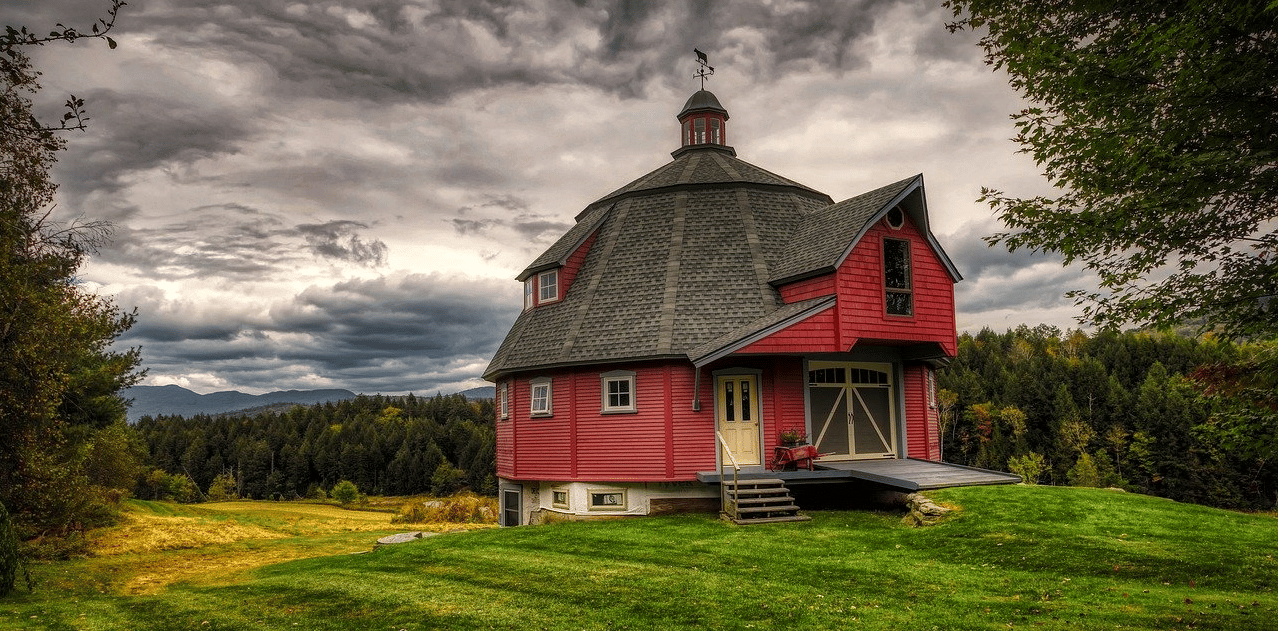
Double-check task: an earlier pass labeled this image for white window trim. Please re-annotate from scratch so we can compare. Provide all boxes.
[529,376,553,417]
[587,488,626,511]
[600,369,637,414]
[523,279,534,311]
[498,382,509,420]
[538,269,559,303]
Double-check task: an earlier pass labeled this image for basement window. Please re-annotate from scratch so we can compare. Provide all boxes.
[884,238,913,316]
[588,489,626,511]
[600,370,637,414]
[530,377,552,417]
[552,488,569,509]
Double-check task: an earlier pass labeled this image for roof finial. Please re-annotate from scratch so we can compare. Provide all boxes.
[693,48,714,90]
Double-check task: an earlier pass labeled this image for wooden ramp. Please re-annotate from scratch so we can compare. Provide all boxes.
[815,458,1020,491]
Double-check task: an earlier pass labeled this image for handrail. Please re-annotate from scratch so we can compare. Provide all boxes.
[715,431,741,519]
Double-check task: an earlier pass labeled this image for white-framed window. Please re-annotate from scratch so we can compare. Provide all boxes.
[588,489,626,511]
[710,118,721,144]
[600,370,637,413]
[538,269,559,303]
[552,488,569,509]
[883,237,913,316]
[926,367,937,410]
[529,376,552,416]
[498,382,509,420]
[523,279,534,310]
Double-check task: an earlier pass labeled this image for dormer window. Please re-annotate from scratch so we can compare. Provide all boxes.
[523,279,534,311]
[538,269,559,303]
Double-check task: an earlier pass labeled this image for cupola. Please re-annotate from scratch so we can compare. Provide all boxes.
[676,89,730,154]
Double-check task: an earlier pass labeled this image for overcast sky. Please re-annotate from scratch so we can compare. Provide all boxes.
[8,0,1094,395]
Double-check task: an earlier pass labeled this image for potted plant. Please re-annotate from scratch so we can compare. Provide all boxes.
[778,427,807,447]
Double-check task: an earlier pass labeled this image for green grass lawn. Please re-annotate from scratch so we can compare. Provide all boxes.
[3,485,1275,630]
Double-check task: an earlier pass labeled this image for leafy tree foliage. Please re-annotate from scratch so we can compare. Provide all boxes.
[1192,338,1278,461]
[1,0,144,546]
[135,394,497,500]
[946,0,1278,338]
[331,480,359,505]
[940,326,1274,509]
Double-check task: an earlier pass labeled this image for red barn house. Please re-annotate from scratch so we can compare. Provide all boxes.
[484,88,1015,526]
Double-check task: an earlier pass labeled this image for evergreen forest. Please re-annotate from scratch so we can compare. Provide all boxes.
[134,393,496,501]
[938,326,1275,510]
[131,328,1276,512]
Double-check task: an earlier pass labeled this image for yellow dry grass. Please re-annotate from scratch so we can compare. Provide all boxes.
[81,500,496,595]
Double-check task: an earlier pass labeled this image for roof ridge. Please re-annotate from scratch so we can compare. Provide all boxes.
[656,193,688,354]
[559,198,634,359]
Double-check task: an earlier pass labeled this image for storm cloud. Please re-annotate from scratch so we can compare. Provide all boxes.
[12,0,1090,395]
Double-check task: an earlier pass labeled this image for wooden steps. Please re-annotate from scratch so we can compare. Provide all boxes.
[721,478,810,525]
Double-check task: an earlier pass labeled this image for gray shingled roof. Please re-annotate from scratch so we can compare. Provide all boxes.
[768,175,920,285]
[484,149,951,379]
[519,203,611,281]
[687,295,836,365]
[578,146,828,220]
[678,89,728,118]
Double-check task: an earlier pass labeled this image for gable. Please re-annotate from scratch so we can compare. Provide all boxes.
[769,175,962,287]
[833,212,959,357]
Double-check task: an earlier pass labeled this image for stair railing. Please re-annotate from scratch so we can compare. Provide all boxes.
[716,431,740,518]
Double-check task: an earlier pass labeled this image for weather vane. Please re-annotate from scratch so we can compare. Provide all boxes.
[693,48,714,89]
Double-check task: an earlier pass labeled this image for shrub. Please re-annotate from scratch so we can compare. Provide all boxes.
[331,480,359,505]
[207,473,238,502]
[430,462,464,496]
[392,493,498,525]
[1007,452,1046,485]
[165,473,201,503]
[1067,452,1102,487]
[0,500,25,596]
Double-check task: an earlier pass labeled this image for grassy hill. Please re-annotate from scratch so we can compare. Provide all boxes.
[6,485,1275,630]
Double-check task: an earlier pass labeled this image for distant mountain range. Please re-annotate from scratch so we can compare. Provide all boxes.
[124,384,495,422]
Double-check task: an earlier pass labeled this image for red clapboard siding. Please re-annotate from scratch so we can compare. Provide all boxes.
[779,273,835,303]
[736,307,838,354]
[501,361,717,482]
[559,230,597,298]
[496,377,515,478]
[670,363,716,477]
[761,358,807,454]
[836,215,957,357]
[902,365,941,461]
[903,365,928,460]
[498,358,820,481]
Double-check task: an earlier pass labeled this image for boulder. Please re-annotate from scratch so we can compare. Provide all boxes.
[376,531,427,546]
[902,493,952,527]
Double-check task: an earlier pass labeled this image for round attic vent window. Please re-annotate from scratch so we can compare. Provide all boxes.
[886,206,905,229]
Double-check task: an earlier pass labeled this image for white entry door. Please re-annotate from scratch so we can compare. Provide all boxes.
[808,361,897,460]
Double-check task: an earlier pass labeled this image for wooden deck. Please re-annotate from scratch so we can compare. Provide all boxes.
[697,458,1021,491]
